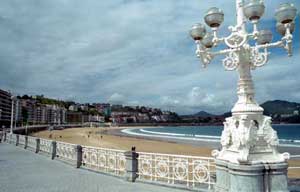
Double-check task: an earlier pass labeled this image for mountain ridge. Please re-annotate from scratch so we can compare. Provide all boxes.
[186,100,300,117]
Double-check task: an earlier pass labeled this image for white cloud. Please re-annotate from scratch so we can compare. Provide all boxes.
[108,93,125,105]
[0,0,299,115]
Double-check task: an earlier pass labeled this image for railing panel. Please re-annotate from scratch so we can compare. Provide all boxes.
[27,136,36,150]
[82,146,126,176]
[39,138,52,154]
[18,135,26,146]
[56,141,76,162]
[10,134,17,144]
[288,155,300,178]
[137,152,216,190]
[6,133,217,190]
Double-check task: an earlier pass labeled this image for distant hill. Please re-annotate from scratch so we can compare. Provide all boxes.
[179,100,300,124]
[193,111,217,117]
[261,100,300,115]
[184,100,300,118]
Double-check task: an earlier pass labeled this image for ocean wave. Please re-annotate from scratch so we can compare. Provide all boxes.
[279,139,300,143]
[122,129,219,142]
[122,128,300,148]
[140,128,221,139]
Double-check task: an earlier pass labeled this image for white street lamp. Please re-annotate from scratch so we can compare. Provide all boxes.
[189,0,297,191]
[10,96,15,134]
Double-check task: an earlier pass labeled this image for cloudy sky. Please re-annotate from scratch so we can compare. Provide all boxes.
[0,0,299,115]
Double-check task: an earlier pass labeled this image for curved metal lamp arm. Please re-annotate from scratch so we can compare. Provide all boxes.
[193,3,294,69]
[195,41,214,68]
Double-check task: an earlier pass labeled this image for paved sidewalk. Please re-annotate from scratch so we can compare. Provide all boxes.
[0,144,185,192]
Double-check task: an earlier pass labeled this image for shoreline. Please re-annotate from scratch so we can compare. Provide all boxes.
[109,127,300,155]
[32,126,300,178]
[114,122,300,127]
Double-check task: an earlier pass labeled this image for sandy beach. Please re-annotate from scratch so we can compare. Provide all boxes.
[32,127,300,178]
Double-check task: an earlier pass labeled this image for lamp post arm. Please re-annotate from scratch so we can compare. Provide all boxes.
[211,48,238,56]
[255,41,284,49]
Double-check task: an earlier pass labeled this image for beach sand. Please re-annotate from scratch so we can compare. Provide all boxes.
[32,127,300,178]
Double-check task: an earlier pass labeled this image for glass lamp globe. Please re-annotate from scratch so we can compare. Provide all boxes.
[201,33,214,49]
[204,7,224,28]
[276,22,295,36]
[275,3,297,24]
[243,0,265,21]
[257,30,273,45]
[190,23,206,41]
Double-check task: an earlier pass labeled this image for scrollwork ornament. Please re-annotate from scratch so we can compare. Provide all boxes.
[91,152,98,165]
[99,153,106,167]
[155,157,169,178]
[140,155,152,175]
[193,160,209,183]
[251,48,268,68]
[118,155,126,171]
[224,32,247,49]
[108,153,116,170]
[173,158,188,180]
[223,51,239,70]
[198,51,213,67]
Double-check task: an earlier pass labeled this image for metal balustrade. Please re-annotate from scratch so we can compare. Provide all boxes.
[27,136,36,150]
[82,146,126,176]
[56,141,76,162]
[137,152,216,190]
[3,133,219,190]
[288,155,300,178]
[18,135,26,146]
[3,132,300,191]
[10,134,17,144]
[39,138,52,154]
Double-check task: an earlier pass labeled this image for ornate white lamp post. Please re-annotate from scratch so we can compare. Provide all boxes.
[190,0,297,191]
[10,96,15,134]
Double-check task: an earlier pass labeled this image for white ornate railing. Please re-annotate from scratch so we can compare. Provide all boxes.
[288,155,300,174]
[39,138,52,154]
[137,152,216,189]
[18,135,26,146]
[4,133,218,189]
[82,146,126,176]
[10,134,17,143]
[27,136,36,150]
[56,141,76,162]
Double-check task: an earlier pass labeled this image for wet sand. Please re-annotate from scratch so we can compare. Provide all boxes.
[32,127,300,178]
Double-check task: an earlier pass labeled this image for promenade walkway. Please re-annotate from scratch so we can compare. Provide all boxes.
[0,143,185,192]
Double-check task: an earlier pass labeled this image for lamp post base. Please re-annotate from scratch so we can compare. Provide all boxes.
[215,159,289,192]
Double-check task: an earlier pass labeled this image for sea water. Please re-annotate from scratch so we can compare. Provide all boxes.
[123,124,300,147]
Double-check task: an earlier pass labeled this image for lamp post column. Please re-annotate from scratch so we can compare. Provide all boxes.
[236,0,246,32]
[10,96,14,134]
[189,0,297,191]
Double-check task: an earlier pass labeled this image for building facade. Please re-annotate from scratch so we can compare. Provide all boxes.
[0,89,12,128]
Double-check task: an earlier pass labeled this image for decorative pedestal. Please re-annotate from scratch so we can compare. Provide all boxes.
[215,159,289,192]
[74,145,82,168]
[124,149,139,182]
[212,106,290,191]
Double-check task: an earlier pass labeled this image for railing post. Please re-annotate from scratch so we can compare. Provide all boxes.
[24,136,28,149]
[35,138,40,153]
[124,147,139,182]
[3,131,6,142]
[75,145,82,168]
[2,132,5,142]
[51,141,57,160]
[16,134,19,146]
[9,134,12,144]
